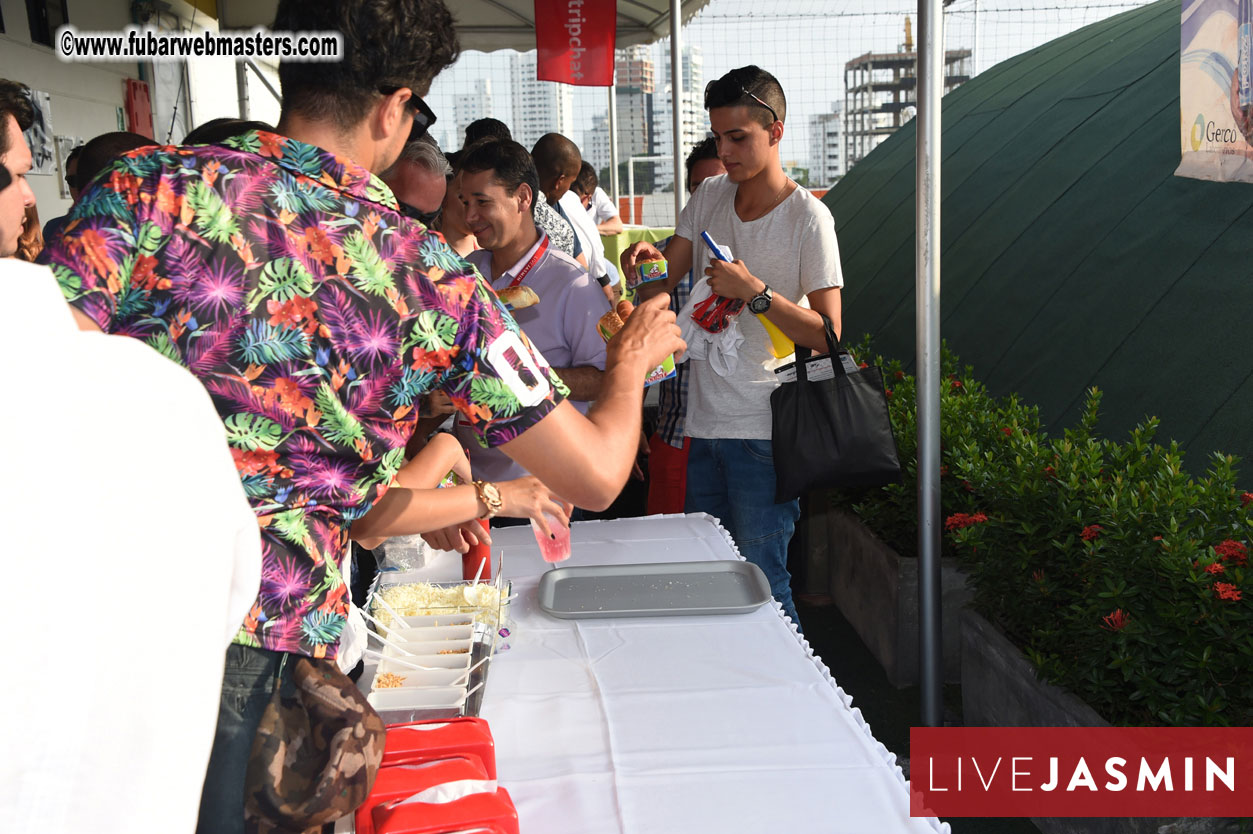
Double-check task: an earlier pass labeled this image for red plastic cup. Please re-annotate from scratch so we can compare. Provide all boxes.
[462,518,491,581]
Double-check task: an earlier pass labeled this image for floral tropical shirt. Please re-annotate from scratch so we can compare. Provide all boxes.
[43,130,568,659]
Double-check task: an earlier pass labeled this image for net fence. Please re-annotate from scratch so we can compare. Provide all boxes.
[426,0,1158,225]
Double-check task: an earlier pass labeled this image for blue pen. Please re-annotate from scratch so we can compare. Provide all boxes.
[700,231,731,262]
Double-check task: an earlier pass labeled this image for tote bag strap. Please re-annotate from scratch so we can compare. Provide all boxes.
[793,314,842,382]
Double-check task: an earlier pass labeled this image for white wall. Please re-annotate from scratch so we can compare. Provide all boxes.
[0,0,141,220]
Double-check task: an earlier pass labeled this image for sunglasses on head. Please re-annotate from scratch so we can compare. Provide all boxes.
[703,80,779,124]
[379,85,438,144]
[0,164,11,192]
[399,201,442,228]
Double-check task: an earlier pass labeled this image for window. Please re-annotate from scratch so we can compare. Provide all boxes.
[27,0,69,47]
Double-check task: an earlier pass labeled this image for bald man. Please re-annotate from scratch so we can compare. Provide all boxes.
[531,133,587,270]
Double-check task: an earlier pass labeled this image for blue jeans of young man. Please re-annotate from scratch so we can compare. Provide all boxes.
[196,644,290,834]
[684,437,802,630]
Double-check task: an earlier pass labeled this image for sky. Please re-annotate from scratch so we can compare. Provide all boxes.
[424,0,1157,176]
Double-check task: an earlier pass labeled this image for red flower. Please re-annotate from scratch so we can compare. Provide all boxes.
[858,361,869,369]
[1081,524,1102,541]
[1214,540,1249,566]
[1213,582,1242,602]
[944,512,989,532]
[962,479,975,493]
[939,465,949,477]
[1242,492,1253,507]
[1032,569,1045,583]
[1001,426,1013,437]
[1043,465,1056,478]
[951,379,963,390]
[1101,608,1129,631]
[894,370,905,380]
[885,388,893,399]
[1204,562,1226,575]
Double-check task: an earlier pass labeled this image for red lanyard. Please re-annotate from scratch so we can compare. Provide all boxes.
[505,234,549,288]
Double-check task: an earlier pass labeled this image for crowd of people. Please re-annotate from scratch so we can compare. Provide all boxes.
[0,0,843,829]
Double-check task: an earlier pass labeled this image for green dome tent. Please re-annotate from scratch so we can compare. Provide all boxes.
[824,0,1253,475]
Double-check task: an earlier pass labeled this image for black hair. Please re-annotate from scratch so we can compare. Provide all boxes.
[685,136,719,192]
[573,161,598,197]
[464,118,512,146]
[0,79,34,157]
[704,65,786,129]
[530,133,580,183]
[76,132,154,192]
[458,138,539,216]
[273,0,459,131]
[183,118,274,145]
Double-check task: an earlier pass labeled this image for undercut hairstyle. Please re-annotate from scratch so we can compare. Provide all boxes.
[183,118,274,145]
[704,65,787,129]
[397,133,451,176]
[685,136,719,192]
[76,132,154,192]
[463,117,511,146]
[530,133,581,183]
[273,0,459,131]
[0,79,35,157]
[458,138,540,217]
[572,161,598,197]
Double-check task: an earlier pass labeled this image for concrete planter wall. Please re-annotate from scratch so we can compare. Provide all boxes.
[960,610,1236,834]
[812,507,972,688]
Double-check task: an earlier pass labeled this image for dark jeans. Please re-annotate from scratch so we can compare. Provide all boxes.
[196,644,288,834]
[685,437,803,631]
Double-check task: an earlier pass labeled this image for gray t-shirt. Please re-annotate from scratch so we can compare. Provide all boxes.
[674,174,844,439]
[453,236,610,482]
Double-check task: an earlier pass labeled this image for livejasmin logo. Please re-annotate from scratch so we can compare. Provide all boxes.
[926,754,1234,794]
[910,727,1253,818]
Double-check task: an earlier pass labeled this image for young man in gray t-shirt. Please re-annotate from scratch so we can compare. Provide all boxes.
[623,66,844,630]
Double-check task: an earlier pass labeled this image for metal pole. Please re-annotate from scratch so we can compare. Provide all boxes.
[609,73,621,209]
[917,0,944,728]
[670,0,685,224]
[236,63,250,120]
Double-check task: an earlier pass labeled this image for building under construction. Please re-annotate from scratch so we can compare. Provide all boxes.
[844,18,972,169]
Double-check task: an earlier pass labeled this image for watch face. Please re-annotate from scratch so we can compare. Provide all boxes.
[749,295,770,314]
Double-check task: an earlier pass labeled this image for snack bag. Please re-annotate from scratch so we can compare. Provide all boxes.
[597,300,677,387]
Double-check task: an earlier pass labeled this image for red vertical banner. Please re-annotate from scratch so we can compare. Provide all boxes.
[535,0,617,86]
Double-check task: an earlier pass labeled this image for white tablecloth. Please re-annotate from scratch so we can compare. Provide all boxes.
[383,513,947,834]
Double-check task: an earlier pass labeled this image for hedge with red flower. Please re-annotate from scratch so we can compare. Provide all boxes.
[833,336,1253,726]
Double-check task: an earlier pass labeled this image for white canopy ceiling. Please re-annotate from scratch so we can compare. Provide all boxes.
[215,0,712,52]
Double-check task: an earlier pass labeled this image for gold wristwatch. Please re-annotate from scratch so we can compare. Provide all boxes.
[473,480,503,519]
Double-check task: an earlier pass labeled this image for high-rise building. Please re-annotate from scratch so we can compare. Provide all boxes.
[652,44,706,190]
[808,103,844,188]
[584,112,612,175]
[454,79,493,148]
[510,52,575,150]
[614,45,655,163]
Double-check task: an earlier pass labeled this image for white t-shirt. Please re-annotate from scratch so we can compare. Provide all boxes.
[590,186,619,225]
[674,174,844,439]
[0,260,262,833]
[559,190,609,281]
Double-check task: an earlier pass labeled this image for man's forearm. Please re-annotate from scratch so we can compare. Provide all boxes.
[552,366,604,401]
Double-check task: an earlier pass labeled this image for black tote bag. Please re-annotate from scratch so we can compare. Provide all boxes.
[770,316,902,502]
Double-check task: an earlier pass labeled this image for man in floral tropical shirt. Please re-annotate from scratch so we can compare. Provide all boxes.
[41,0,682,829]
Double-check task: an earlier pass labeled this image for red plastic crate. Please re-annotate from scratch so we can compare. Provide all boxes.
[372,785,519,834]
[382,717,496,778]
[356,756,489,834]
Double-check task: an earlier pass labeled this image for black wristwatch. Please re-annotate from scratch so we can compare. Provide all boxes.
[748,285,774,315]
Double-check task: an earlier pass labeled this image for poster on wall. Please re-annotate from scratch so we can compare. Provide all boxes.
[1177,0,1253,182]
[54,135,82,200]
[19,88,56,176]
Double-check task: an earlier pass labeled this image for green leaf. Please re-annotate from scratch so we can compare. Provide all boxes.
[244,258,315,312]
[342,231,394,297]
[313,382,365,446]
[470,375,522,418]
[135,220,163,257]
[224,413,283,450]
[238,320,311,364]
[272,508,311,546]
[52,264,82,297]
[146,330,182,363]
[300,611,344,646]
[404,309,458,352]
[186,179,240,244]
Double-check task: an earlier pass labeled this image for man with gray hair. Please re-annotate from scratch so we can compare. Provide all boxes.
[383,133,451,226]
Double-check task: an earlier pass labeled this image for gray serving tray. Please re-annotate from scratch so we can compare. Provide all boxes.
[537,560,772,619]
